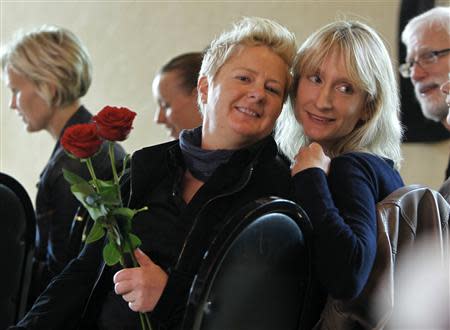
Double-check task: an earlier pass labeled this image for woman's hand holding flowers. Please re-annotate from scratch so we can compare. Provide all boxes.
[61,106,152,330]
[113,248,168,312]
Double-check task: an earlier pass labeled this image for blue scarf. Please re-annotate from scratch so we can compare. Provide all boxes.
[179,127,236,182]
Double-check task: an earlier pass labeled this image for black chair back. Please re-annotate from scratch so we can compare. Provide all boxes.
[0,173,35,328]
[182,197,322,330]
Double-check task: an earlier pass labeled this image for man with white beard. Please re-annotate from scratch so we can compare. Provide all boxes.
[401,7,450,125]
[400,6,450,178]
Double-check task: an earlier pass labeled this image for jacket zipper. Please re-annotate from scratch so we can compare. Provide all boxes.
[174,165,254,269]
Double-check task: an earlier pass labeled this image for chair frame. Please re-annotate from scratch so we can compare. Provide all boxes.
[182,197,320,330]
[0,173,36,322]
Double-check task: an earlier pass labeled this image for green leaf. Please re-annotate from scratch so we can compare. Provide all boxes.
[85,220,105,244]
[95,178,115,189]
[112,207,135,221]
[85,194,101,207]
[71,181,96,197]
[77,202,108,221]
[103,242,121,266]
[89,179,121,206]
[129,233,142,250]
[99,186,121,206]
[63,168,87,185]
[122,233,142,253]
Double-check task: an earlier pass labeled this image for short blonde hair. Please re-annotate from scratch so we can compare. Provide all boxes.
[276,20,403,169]
[198,16,297,113]
[1,25,92,108]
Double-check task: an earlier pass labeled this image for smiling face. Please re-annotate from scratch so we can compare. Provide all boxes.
[152,70,201,139]
[406,27,450,122]
[199,45,288,150]
[5,66,55,133]
[295,50,366,149]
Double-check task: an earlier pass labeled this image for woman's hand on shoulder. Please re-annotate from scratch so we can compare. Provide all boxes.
[291,142,330,176]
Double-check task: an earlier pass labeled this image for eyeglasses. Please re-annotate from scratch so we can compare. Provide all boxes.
[399,48,450,78]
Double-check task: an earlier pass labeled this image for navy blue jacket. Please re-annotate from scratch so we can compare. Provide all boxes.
[293,152,404,300]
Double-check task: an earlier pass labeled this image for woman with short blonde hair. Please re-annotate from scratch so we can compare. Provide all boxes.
[1,25,125,303]
[2,25,91,108]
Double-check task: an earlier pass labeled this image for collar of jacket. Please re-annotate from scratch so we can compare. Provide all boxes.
[128,135,278,209]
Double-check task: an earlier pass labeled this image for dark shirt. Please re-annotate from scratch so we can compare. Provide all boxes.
[13,135,292,330]
[293,152,404,300]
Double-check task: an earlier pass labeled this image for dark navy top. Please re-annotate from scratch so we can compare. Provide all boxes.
[293,152,404,300]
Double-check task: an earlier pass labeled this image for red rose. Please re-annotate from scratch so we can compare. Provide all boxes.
[61,123,103,159]
[93,106,137,141]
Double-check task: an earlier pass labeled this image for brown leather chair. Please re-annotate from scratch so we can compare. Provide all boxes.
[314,185,450,330]
[0,173,36,328]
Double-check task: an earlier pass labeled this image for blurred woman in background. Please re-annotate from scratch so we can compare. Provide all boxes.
[152,52,203,139]
[1,25,126,303]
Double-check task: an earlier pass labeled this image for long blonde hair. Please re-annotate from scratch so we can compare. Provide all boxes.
[276,20,403,169]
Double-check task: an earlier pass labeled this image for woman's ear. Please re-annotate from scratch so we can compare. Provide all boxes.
[47,83,57,105]
[360,95,373,122]
[198,76,209,104]
[360,110,369,122]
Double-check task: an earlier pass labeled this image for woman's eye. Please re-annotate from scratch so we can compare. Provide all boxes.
[159,101,169,110]
[236,75,250,82]
[337,85,354,94]
[266,86,281,95]
[308,75,321,84]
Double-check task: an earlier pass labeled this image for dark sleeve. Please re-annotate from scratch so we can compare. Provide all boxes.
[150,269,193,329]
[46,173,83,275]
[11,238,104,330]
[293,156,378,300]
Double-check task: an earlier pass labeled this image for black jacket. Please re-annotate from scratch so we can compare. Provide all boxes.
[13,135,293,330]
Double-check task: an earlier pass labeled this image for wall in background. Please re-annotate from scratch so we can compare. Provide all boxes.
[1,0,443,202]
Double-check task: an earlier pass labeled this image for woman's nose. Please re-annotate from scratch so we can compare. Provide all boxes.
[9,94,17,110]
[315,87,332,110]
[154,105,167,124]
[247,84,266,103]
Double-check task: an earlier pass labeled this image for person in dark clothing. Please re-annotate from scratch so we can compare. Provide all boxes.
[10,17,297,330]
[275,21,404,328]
[152,52,203,139]
[1,26,126,304]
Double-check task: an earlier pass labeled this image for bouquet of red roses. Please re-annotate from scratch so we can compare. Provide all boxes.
[61,106,152,330]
